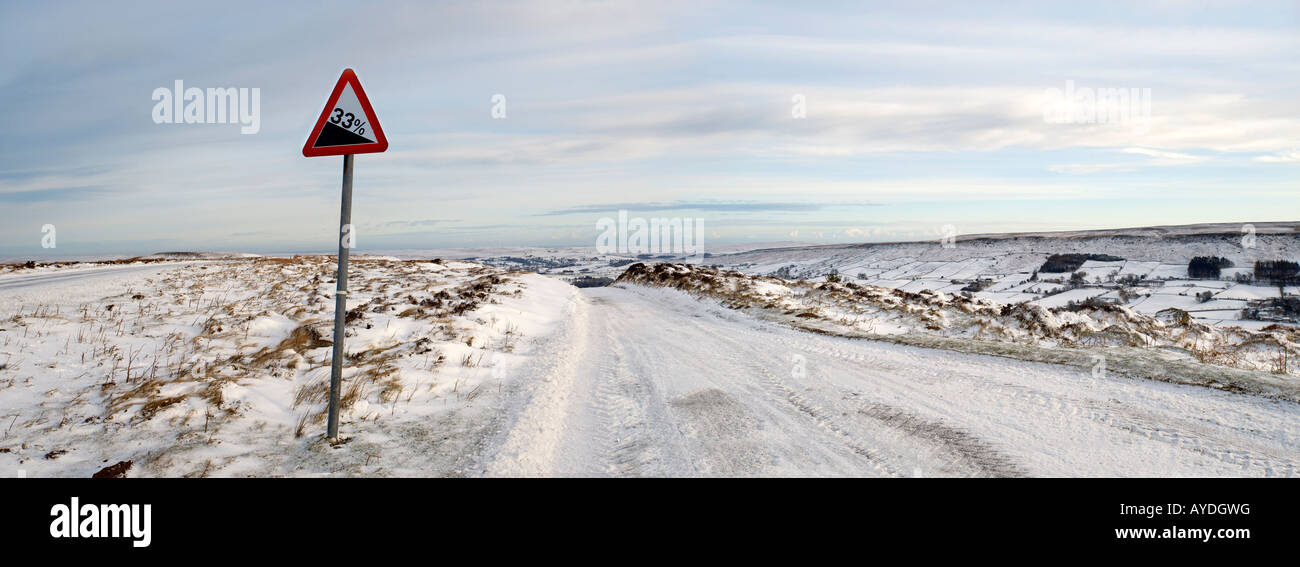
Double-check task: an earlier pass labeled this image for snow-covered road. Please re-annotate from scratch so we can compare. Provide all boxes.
[483,285,1300,477]
[0,263,190,290]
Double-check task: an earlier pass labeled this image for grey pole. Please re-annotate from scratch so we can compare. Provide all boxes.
[327,153,354,440]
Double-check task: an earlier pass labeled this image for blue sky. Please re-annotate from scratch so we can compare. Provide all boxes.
[1,0,1298,257]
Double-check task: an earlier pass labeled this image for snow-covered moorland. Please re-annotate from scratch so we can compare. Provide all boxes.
[616,263,1300,402]
[0,257,578,477]
[3,254,1299,478]
[449,223,1300,333]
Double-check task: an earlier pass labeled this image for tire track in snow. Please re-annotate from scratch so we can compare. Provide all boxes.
[748,359,902,476]
[584,289,897,476]
[1076,400,1299,476]
[584,321,671,476]
[738,328,1025,477]
[666,388,767,476]
[479,290,590,476]
[665,310,913,476]
[855,402,1027,478]
[546,295,695,477]
[771,326,1298,476]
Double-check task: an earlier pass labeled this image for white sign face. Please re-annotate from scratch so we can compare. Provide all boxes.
[315,83,378,147]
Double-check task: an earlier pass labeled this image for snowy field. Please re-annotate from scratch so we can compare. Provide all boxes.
[2,251,1299,477]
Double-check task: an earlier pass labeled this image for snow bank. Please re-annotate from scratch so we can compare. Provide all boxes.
[615,263,1300,400]
[0,257,580,477]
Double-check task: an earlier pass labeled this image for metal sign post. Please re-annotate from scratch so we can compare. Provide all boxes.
[302,68,388,441]
[326,153,354,440]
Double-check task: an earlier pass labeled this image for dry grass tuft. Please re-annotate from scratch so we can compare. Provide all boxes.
[253,324,331,366]
[138,395,186,421]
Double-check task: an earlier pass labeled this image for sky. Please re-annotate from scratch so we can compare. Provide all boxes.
[1,0,1298,258]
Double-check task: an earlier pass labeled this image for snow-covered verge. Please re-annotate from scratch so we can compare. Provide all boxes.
[615,263,1300,402]
[0,257,580,477]
[0,252,261,274]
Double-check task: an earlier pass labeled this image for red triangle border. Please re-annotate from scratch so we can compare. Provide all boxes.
[302,68,389,157]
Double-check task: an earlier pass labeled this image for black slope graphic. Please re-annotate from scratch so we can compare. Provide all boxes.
[314,122,375,147]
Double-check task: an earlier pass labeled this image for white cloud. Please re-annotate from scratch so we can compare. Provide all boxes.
[1253,149,1300,163]
[1049,147,1207,174]
[1120,147,1204,162]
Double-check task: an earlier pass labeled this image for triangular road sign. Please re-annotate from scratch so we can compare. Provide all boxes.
[303,69,388,157]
